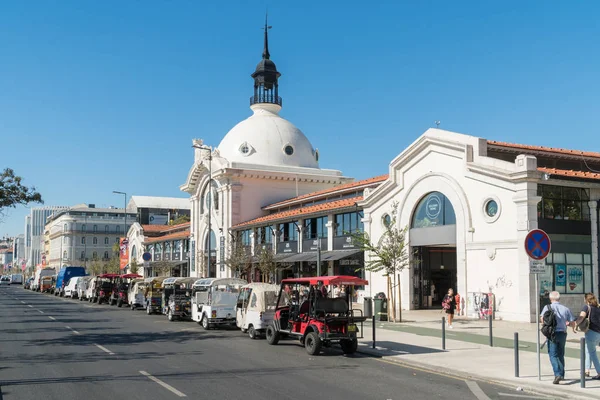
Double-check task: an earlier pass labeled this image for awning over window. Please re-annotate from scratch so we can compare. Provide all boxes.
[281,253,318,262]
[320,249,363,261]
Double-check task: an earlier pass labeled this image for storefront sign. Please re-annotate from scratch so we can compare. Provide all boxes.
[425,194,442,220]
[119,238,129,270]
[333,236,356,250]
[568,265,583,292]
[277,241,297,254]
[219,236,225,267]
[555,264,566,285]
[149,213,169,225]
[339,259,361,266]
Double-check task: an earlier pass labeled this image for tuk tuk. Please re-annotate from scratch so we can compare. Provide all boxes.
[161,277,179,315]
[96,273,120,304]
[166,278,196,321]
[109,273,143,307]
[77,276,94,301]
[236,283,282,339]
[128,279,147,310]
[191,278,247,329]
[144,276,168,314]
[40,276,53,293]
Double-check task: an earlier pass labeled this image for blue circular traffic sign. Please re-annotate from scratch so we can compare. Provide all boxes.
[142,252,152,262]
[525,229,551,260]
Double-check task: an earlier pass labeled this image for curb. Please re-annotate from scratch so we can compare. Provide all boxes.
[357,346,598,400]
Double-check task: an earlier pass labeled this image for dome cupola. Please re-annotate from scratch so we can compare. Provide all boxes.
[250,15,282,108]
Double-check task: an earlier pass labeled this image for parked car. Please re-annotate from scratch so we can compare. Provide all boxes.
[55,266,86,297]
[32,268,55,292]
[24,277,34,289]
[265,276,368,355]
[0,275,10,286]
[236,283,281,339]
[64,276,86,298]
[10,274,23,285]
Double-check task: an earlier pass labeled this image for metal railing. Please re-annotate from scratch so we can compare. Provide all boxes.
[249,94,282,106]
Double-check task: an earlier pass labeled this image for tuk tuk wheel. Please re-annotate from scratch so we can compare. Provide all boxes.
[168,310,174,322]
[248,325,257,340]
[201,315,210,330]
[117,299,123,308]
[340,338,358,355]
[305,332,322,356]
[265,324,280,345]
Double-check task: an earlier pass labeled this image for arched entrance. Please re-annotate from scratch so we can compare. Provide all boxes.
[410,191,457,309]
[205,230,217,277]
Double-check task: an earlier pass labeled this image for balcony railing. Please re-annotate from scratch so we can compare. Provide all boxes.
[250,94,282,106]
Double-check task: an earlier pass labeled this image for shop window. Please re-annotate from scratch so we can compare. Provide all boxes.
[304,216,328,239]
[257,227,273,244]
[543,252,592,294]
[335,212,363,236]
[411,192,456,228]
[240,230,252,246]
[537,185,590,221]
[279,222,299,242]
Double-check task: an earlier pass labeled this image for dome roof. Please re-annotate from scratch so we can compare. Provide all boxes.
[254,58,278,74]
[217,104,319,169]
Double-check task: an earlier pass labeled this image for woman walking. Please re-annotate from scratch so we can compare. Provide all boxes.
[575,293,600,379]
[443,288,457,328]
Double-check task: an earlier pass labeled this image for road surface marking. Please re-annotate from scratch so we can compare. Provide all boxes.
[37,310,44,314]
[465,380,491,400]
[498,393,551,399]
[139,371,186,397]
[71,329,81,335]
[21,301,26,304]
[28,305,33,308]
[65,326,72,330]
[94,344,115,355]
[48,316,56,321]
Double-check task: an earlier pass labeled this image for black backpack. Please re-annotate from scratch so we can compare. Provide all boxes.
[541,306,557,342]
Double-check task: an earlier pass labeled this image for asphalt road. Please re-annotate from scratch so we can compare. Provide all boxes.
[0,285,552,400]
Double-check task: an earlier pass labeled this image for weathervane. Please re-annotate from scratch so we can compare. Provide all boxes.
[435,121,441,128]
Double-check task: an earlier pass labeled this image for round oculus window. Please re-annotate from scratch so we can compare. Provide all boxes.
[485,200,498,217]
[382,214,392,227]
[239,142,250,155]
[284,145,294,156]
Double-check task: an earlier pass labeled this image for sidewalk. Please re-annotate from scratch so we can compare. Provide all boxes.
[357,310,600,400]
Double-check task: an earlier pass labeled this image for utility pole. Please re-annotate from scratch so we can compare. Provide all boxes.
[192,143,213,278]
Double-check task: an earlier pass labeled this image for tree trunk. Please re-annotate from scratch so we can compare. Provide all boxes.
[386,275,395,322]
[397,273,402,323]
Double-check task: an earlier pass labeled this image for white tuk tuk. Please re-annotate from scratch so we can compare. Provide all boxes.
[77,276,94,301]
[191,278,247,329]
[128,279,147,310]
[236,283,281,339]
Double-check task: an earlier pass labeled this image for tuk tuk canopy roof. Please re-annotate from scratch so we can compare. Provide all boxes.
[144,276,168,284]
[241,283,281,312]
[193,277,247,288]
[120,274,142,279]
[281,275,368,286]
[98,273,120,279]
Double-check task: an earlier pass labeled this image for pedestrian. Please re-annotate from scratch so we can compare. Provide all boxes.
[574,293,600,379]
[540,291,576,384]
[442,288,457,328]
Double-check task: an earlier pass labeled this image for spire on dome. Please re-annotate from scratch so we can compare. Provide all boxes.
[250,15,282,108]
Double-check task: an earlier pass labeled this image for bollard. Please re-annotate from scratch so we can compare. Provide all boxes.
[442,317,446,350]
[514,332,519,377]
[581,337,586,388]
[372,305,376,349]
[489,314,493,347]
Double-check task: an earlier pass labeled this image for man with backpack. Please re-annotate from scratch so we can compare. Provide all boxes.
[540,291,576,384]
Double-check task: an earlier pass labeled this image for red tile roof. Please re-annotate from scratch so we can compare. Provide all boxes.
[538,167,600,181]
[141,222,190,234]
[234,196,364,229]
[145,230,190,244]
[488,141,600,160]
[263,175,388,210]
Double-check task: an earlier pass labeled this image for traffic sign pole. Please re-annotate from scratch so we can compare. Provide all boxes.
[535,272,540,381]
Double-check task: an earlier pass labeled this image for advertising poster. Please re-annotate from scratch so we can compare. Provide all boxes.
[119,238,129,270]
[567,265,583,293]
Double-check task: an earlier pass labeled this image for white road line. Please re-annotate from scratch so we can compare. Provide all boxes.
[27,304,33,308]
[71,330,81,335]
[498,393,551,399]
[37,310,44,314]
[465,380,492,400]
[48,316,56,321]
[65,326,72,330]
[94,344,115,355]
[21,301,26,304]
[139,371,186,397]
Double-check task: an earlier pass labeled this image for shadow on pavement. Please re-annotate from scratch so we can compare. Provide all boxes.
[1,350,203,365]
[359,341,445,356]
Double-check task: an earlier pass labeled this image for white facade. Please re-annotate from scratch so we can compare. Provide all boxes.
[45,204,136,271]
[24,206,68,269]
[360,128,600,322]
[126,222,146,266]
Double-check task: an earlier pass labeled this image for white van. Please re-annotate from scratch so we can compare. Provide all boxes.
[33,268,55,291]
[64,276,86,298]
[10,274,23,285]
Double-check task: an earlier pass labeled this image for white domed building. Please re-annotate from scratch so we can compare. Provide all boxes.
[181,23,351,278]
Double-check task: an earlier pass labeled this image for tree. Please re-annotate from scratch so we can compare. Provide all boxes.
[224,239,251,279]
[0,168,43,216]
[129,259,140,275]
[154,261,172,276]
[169,214,190,225]
[257,246,278,283]
[351,202,411,322]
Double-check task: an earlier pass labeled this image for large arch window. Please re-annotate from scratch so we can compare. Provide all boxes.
[204,230,217,277]
[200,180,219,214]
[411,192,456,228]
[131,245,137,260]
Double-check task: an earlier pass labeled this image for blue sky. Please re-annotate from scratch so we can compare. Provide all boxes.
[1,1,599,237]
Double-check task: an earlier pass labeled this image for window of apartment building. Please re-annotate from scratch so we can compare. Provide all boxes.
[103,251,109,260]
[82,224,86,232]
[540,252,593,295]
[63,250,67,259]
[257,226,273,244]
[92,251,97,260]
[104,237,109,245]
[64,236,68,243]
[335,212,364,236]
[63,224,67,232]
[93,225,97,232]
[80,251,85,260]
[240,230,252,246]
[81,237,86,244]
[116,225,121,233]
[105,225,109,233]
[304,216,328,239]
[93,237,98,245]
[537,185,591,221]
[279,221,299,242]
[115,237,119,244]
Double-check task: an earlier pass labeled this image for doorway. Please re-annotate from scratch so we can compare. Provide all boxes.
[412,247,457,309]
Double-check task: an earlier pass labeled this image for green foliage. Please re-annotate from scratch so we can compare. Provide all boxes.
[169,214,190,225]
[224,239,251,279]
[129,259,140,275]
[0,168,43,213]
[257,246,277,283]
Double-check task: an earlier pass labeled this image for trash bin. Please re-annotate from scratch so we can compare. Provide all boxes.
[363,297,373,318]
[373,297,388,321]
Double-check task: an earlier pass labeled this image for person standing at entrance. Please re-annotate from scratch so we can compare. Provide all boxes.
[540,291,575,384]
[574,293,600,380]
[442,288,457,328]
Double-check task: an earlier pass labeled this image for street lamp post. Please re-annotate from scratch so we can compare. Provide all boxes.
[192,143,213,278]
[112,191,127,270]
